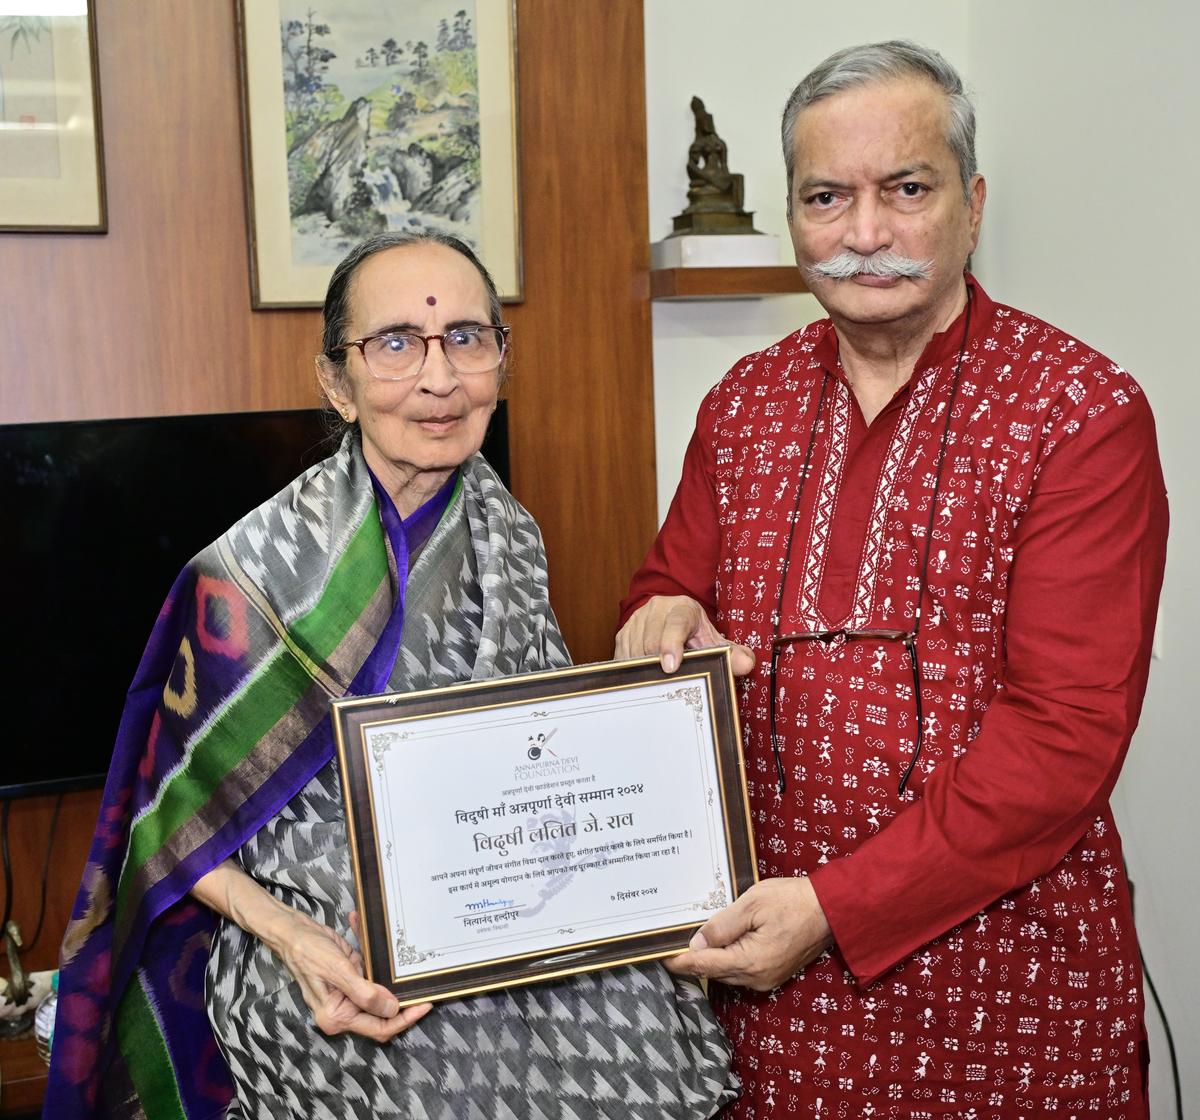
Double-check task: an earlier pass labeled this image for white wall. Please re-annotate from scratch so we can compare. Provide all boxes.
[969,3,1200,1112]
[645,3,1198,1112]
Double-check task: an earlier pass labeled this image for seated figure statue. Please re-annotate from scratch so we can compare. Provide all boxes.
[673,96,756,233]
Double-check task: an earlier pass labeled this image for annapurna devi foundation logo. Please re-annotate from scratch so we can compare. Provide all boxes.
[526,728,558,760]
[514,727,581,780]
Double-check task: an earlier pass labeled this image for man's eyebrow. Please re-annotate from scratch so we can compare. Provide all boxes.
[884,163,940,181]
[794,164,943,196]
[794,176,851,196]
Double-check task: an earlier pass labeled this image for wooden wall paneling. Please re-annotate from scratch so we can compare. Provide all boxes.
[0,790,100,1113]
[0,0,657,663]
[0,1,323,422]
[0,793,101,1111]
[506,0,657,664]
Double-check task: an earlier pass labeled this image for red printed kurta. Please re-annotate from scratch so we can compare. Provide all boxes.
[621,278,1168,1119]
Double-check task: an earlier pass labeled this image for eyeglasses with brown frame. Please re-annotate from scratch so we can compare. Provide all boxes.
[328,325,510,382]
[768,627,925,797]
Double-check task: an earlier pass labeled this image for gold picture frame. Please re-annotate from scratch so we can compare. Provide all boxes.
[0,3,106,233]
[332,649,757,1006]
[236,0,522,308]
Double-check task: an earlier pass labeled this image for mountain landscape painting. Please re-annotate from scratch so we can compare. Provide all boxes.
[278,1,482,266]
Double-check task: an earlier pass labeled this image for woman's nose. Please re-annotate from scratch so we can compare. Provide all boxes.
[417,338,459,392]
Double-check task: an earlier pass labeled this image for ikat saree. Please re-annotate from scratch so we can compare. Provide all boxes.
[44,435,565,1119]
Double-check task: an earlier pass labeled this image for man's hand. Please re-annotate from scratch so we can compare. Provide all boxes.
[664,877,833,991]
[615,595,755,676]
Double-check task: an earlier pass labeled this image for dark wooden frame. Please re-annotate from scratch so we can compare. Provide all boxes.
[332,648,756,1005]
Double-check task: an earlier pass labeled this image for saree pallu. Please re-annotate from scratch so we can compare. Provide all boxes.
[44,435,570,1119]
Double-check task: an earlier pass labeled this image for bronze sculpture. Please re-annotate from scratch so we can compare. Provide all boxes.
[670,96,758,235]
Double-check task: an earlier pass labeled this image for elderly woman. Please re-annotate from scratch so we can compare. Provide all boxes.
[45,232,736,1120]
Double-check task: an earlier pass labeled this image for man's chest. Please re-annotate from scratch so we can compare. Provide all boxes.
[708,367,1038,643]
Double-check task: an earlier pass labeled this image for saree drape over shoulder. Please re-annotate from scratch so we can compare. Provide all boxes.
[47,434,735,1120]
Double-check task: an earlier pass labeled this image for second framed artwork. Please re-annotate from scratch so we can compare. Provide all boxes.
[236,1,522,307]
[0,5,106,232]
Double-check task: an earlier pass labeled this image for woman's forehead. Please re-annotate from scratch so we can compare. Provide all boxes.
[350,243,488,322]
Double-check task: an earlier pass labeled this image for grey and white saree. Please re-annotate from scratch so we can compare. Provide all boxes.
[206,450,737,1120]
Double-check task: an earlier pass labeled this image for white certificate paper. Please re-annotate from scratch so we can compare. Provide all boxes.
[333,651,755,1001]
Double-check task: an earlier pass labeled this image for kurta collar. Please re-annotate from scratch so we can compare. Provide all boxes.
[810,273,996,381]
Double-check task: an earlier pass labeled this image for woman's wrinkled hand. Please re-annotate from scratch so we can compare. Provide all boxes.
[191,861,433,1044]
[269,907,433,1041]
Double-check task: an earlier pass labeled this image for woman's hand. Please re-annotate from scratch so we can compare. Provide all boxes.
[192,861,432,1042]
[267,906,432,1041]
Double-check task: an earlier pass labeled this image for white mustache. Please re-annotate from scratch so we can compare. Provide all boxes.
[806,250,934,282]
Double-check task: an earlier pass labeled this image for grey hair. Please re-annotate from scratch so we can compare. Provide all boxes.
[319,229,504,379]
[781,40,977,209]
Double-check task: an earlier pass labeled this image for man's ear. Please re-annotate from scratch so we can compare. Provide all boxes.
[967,173,987,250]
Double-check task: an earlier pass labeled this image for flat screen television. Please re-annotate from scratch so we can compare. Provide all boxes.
[1,406,509,800]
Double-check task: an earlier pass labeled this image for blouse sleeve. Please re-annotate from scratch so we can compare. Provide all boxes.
[810,392,1169,986]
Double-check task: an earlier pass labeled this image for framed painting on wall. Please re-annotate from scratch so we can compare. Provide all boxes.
[237,0,522,308]
[0,3,106,233]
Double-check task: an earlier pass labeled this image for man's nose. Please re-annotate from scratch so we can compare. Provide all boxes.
[842,194,892,256]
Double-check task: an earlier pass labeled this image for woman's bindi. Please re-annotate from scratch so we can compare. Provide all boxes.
[426,295,437,306]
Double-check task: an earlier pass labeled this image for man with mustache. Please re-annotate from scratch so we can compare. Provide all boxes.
[617,40,1166,1118]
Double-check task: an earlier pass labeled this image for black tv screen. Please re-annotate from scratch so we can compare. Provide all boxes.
[2,406,509,800]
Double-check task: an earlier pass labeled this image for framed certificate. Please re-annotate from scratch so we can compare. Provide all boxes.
[331,649,756,1005]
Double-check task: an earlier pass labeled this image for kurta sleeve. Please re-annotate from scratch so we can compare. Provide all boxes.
[618,421,724,628]
[810,392,1168,986]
